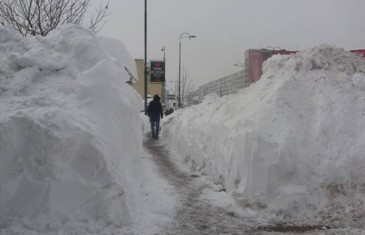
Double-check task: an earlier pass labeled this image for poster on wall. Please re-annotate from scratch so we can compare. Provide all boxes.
[150,60,165,82]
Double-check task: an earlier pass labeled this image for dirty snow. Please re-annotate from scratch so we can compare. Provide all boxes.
[164,45,365,231]
[0,25,174,234]
[1,22,365,234]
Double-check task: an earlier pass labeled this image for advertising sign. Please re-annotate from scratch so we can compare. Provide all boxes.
[150,60,165,82]
[166,94,175,100]
[272,50,297,56]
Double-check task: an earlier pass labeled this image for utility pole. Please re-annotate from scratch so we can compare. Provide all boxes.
[162,46,166,106]
[178,32,196,108]
[144,0,148,114]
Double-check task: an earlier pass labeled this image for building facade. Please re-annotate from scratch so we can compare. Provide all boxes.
[187,48,365,107]
[186,69,248,107]
[132,59,166,107]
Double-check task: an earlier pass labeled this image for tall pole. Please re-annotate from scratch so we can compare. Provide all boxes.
[162,46,166,106]
[178,32,196,109]
[144,0,148,114]
[178,39,182,108]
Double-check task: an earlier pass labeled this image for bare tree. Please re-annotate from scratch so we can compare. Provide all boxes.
[0,0,110,36]
[179,68,195,108]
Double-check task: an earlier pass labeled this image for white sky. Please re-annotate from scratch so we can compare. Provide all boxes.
[95,0,365,89]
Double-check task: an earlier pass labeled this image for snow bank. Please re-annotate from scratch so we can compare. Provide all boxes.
[0,25,144,232]
[99,36,137,81]
[165,45,365,228]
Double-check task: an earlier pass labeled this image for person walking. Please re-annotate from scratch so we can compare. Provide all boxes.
[147,94,163,139]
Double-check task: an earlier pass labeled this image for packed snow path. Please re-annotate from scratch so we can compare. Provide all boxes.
[144,135,354,235]
[144,137,253,234]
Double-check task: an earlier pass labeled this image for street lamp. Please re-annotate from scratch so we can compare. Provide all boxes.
[161,46,166,105]
[178,32,196,109]
[143,0,148,114]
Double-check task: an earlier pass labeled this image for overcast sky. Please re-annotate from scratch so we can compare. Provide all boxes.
[95,0,365,90]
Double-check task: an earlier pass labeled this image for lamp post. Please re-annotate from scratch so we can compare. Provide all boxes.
[143,0,148,114]
[178,32,196,109]
[161,46,166,105]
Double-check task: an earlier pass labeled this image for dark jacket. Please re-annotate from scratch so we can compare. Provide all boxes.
[147,95,163,122]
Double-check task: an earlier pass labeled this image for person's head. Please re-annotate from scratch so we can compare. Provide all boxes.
[153,94,160,101]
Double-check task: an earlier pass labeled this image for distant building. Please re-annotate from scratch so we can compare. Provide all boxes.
[186,69,248,107]
[245,48,365,83]
[245,49,296,83]
[186,49,299,107]
[132,59,166,108]
[185,48,365,107]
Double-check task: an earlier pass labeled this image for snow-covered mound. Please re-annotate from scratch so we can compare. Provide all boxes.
[0,25,143,231]
[165,45,365,227]
[99,36,137,80]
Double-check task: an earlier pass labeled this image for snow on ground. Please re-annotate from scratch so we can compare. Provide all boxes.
[0,25,174,234]
[164,45,365,230]
[2,22,365,234]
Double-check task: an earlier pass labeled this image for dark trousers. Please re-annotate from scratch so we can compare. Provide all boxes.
[150,120,160,139]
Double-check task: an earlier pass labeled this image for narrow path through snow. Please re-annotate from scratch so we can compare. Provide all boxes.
[144,137,257,235]
[143,135,353,235]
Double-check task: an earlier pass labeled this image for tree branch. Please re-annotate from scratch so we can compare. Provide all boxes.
[0,0,110,36]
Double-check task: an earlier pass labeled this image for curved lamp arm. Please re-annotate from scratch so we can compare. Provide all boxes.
[180,32,196,40]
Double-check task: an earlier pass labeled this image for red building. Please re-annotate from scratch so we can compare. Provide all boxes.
[245,49,365,84]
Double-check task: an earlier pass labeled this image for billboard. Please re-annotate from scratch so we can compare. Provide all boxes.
[150,60,165,82]
[272,50,297,56]
[166,94,175,100]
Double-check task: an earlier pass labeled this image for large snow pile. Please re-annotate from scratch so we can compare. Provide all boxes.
[165,45,365,228]
[0,25,144,232]
[99,37,137,82]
